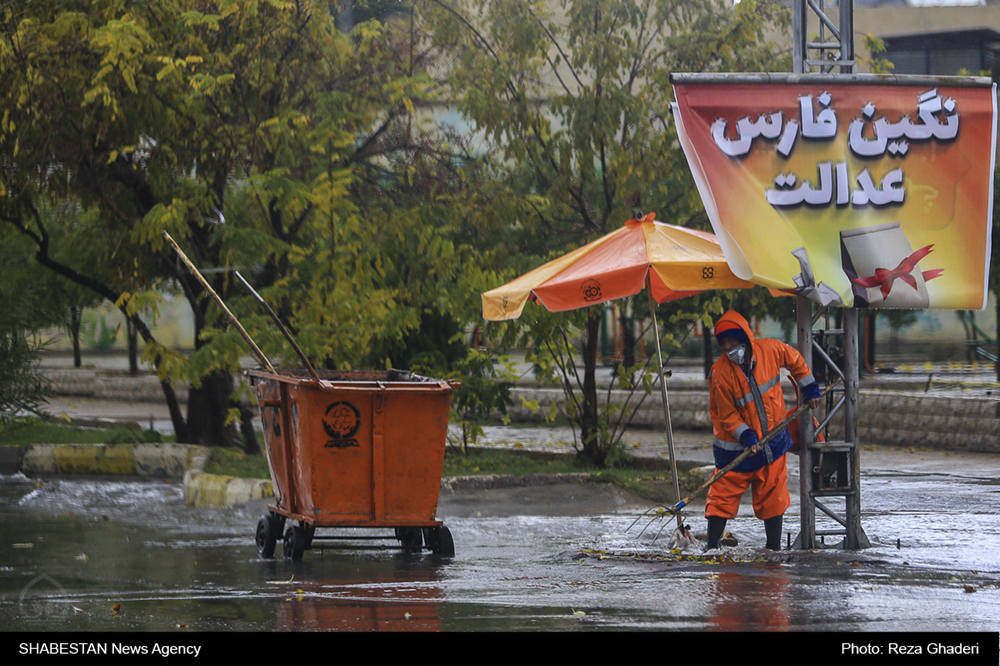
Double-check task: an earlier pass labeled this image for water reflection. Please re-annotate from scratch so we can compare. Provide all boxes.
[3,474,999,633]
[709,567,791,631]
[258,553,449,631]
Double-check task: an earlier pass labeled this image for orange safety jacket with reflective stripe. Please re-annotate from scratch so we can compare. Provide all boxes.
[709,311,816,473]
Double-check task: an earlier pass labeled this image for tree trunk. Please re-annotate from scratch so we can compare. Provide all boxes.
[620,310,635,370]
[865,313,876,371]
[577,312,604,466]
[69,306,82,368]
[161,378,189,442]
[184,368,260,452]
[702,324,713,379]
[238,400,261,455]
[186,370,241,447]
[127,318,139,376]
[21,234,189,438]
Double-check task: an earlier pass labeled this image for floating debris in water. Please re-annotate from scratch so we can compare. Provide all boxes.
[667,524,697,550]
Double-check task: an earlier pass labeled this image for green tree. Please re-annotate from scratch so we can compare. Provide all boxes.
[425,0,791,465]
[0,1,466,448]
[0,229,61,433]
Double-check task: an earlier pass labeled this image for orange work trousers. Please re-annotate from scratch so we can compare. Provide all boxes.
[705,454,789,520]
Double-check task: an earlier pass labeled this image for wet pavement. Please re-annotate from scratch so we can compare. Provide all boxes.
[2,436,998,638]
[6,359,999,656]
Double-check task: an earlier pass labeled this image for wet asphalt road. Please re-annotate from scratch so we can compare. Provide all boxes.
[2,444,998,639]
[5,379,1000,657]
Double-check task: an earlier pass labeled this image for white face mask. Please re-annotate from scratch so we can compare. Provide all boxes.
[726,344,747,366]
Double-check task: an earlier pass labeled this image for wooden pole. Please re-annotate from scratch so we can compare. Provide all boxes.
[162,231,277,374]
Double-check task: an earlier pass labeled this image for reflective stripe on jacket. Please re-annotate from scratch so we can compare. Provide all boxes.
[709,311,816,473]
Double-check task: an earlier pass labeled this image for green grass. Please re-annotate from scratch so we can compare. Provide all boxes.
[443,446,703,504]
[203,446,271,479]
[442,446,587,477]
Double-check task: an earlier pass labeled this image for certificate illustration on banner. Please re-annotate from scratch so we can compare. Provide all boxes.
[671,74,997,310]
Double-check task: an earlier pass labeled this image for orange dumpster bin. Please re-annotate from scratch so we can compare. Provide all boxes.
[246,368,459,560]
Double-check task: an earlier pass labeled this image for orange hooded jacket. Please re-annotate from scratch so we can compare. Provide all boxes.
[709,311,817,472]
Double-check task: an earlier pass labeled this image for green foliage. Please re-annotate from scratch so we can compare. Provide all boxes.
[426,0,791,466]
[859,34,894,75]
[442,446,584,476]
[0,0,490,445]
[82,313,120,350]
[105,428,162,444]
[0,330,53,434]
[408,337,517,453]
[204,445,269,479]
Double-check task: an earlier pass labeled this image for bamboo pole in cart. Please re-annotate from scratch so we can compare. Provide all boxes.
[234,271,321,382]
[161,230,277,374]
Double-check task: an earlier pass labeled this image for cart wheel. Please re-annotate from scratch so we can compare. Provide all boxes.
[395,527,423,551]
[256,514,278,559]
[283,525,305,560]
[423,526,455,556]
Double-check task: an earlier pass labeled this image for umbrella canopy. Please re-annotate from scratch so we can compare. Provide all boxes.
[482,213,753,321]
[481,212,753,530]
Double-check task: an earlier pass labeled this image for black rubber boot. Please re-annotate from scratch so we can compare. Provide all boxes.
[764,514,783,551]
[706,516,728,550]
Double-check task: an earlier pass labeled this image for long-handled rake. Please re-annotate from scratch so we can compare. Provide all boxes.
[626,378,842,544]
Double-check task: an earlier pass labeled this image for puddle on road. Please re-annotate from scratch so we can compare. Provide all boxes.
[2,474,998,632]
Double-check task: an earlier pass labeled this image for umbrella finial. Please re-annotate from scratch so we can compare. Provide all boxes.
[626,211,656,227]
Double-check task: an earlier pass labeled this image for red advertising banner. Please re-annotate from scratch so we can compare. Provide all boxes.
[671,74,997,309]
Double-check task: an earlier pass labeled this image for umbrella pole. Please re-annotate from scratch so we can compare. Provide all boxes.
[646,277,683,529]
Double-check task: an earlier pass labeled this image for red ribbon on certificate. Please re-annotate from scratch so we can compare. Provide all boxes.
[849,245,942,298]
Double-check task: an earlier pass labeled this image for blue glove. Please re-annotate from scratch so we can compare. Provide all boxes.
[739,429,759,449]
[802,381,822,403]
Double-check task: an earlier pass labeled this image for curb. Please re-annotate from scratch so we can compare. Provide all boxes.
[441,473,590,492]
[19,443,208,478]
[11,443,273,508]
[183,470,274,508]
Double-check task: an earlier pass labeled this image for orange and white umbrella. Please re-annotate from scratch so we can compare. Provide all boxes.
[482,213,752,320]
[482,213,752,528]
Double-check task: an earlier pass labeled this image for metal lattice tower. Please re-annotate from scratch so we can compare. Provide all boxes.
[791,0,870,550]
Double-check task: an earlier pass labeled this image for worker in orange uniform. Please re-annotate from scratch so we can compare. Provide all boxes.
[706,310,822,551]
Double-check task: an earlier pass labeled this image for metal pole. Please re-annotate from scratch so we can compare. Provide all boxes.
[647,278,683,529]
[797,296,816,549]
[843,308,870,548]
[792,0,868,551]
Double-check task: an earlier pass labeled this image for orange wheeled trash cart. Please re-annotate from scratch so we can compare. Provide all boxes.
[246,369,458,559]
